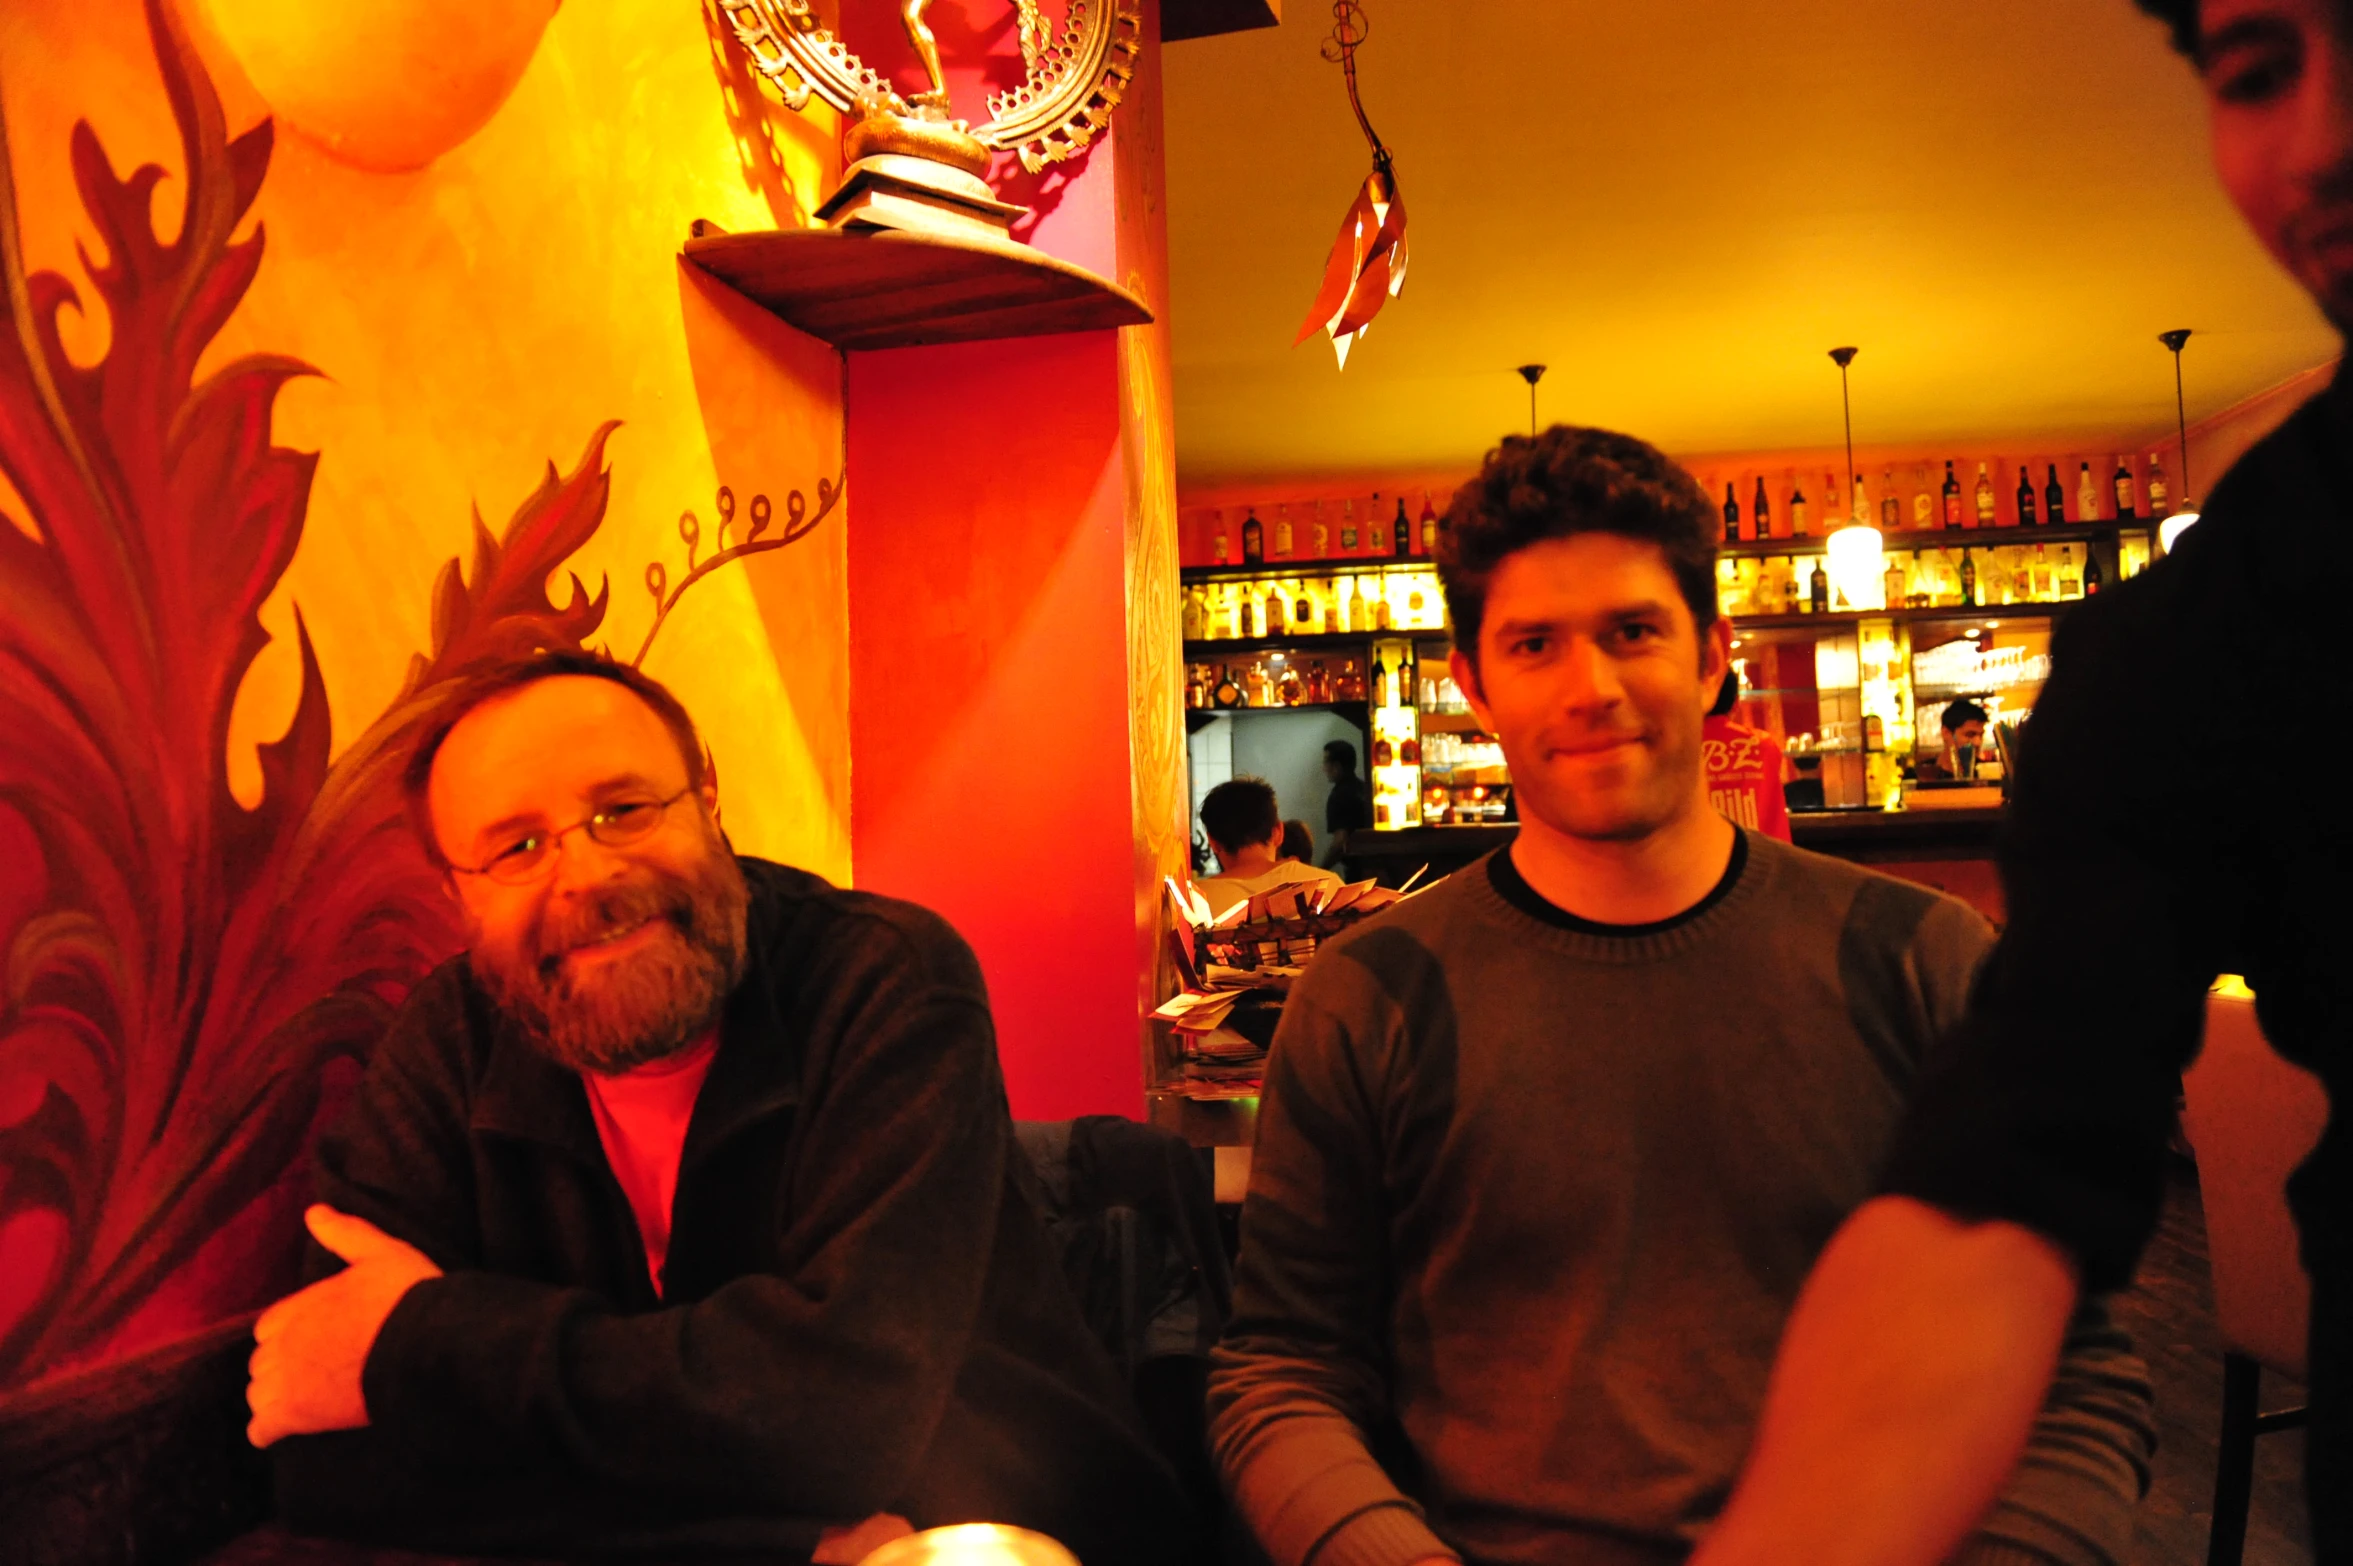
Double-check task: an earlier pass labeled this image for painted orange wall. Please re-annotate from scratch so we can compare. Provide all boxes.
[0,0,853,882]
[0,0,853,1381]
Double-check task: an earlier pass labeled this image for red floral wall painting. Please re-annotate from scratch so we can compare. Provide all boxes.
[0,0,625,1388]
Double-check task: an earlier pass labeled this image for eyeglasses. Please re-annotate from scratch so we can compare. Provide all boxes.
[449,787,696,886]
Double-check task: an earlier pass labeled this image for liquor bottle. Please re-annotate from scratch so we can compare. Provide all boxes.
[2045,463,2067,526]
[1295,584,1317,633]
[1810,556,1830,613]
[1367,493,1386,556]
[1781,557,1801,614]
[2148,455,2171,517]
[1274,504,1294,558]
[1370,651,1388,710]
[1753,475,1772,539]
[1942,460,1962,527]
[2058,547,2080,599]
[1263,584,1287,636]
[1789,478,1811,538]
[1852,470,1871,527]
[1334,575,1355,634]
[1420,493,1440,554]
[2111,458,2137,520]
[1974,462,1997,527]
[1242,507,1264,564]
[1373,579,1394,630]
[1211,666,1242,708]
[1959,548,1977,608]
[1311,501,1331,558]
[1913,465,1936,529]
[1339,501,1360,554]
[2032,544,2054,600]
[2085,546,2105,595]
[1883,553,1907,608]
[1723,481,1742,543]
[2016,465,2038,527]
[1880,468,1900,529]
[2077,462,2101,523]
[1393,497,1412,557]
[1212,511,1231,565]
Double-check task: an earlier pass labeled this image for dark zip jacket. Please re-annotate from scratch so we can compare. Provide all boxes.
[274,857,1197,1563]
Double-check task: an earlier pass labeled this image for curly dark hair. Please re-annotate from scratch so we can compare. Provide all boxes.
[2134,0,2196,54]
[1435,424,1719,660]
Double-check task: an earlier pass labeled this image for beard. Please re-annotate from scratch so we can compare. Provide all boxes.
[470,834,750,1076]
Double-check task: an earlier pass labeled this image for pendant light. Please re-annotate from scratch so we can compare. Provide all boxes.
[1517,363,1546,436]
[1824,346,1886,610]
[2157,329,2200,554]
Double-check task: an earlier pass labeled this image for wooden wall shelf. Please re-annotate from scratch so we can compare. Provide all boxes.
[684,222,1153,351]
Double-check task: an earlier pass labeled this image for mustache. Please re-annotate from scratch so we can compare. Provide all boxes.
[533,875,694,975]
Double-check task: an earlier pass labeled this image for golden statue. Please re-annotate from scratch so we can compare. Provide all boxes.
[904,0,1048,111]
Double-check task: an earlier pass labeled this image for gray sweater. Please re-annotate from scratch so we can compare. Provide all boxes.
[1208,832,2154,1566]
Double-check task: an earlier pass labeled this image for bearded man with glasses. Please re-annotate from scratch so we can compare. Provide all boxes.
[241,650,1197,1564]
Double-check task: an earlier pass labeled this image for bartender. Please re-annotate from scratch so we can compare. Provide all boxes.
[1915,698,1988,783]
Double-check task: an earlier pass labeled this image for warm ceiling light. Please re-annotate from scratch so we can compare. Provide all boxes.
[2158,329,2198,557]
[1823,346,1886,609]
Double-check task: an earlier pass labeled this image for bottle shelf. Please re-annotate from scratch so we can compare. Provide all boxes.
[1728,600,2076,632]
[1716,519,2149,561]
[1190,699,1371,718]
[1183,631,1414,657]
[1181,557,1438,585]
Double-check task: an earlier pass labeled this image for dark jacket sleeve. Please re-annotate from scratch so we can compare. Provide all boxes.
[1880,532,2252,1293]
[1207,984,1457,1566]
[282,924,1019,1536]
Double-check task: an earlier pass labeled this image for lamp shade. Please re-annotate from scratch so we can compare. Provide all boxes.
[2159,508,2200,554]
[1825,522,1886,611]
[199,0,558,171]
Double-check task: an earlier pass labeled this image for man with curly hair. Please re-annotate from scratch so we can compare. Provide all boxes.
[1701,2,2353,1561]
[1207,426,2155,1566]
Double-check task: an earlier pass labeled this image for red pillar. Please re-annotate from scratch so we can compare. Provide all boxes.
[842,2,1178,1121]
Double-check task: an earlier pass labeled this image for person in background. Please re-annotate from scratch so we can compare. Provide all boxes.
[1208,425,2152,1566]
[1319,740,1371,870]
[1914,697,1990,784]
[1197,777,1343,918]
[1697,1,2353,1559]
[1702,669,1793,841]
[245,650,1197,1564]
[1277,818,1316,866]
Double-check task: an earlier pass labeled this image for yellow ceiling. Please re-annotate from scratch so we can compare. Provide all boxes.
[1162,0,2342,490]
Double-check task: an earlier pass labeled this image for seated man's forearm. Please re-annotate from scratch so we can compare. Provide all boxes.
[1693,1197,2080,1566]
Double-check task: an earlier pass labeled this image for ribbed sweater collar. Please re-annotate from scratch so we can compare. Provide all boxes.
[1465,828,1774,965]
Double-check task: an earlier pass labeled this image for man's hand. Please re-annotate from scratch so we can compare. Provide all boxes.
[247,1205,443,1448]
[812,1513,916,1564]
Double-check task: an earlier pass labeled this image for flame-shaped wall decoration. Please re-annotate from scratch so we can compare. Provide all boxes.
[1292,1,1407,369]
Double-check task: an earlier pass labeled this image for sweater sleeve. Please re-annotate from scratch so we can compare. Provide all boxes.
[1207,987,1456,1566]
[1901,889,2158,1566]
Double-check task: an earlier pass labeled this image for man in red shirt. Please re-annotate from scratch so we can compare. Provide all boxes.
[243,651,1195,1563]
[1701,671,1792,842]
